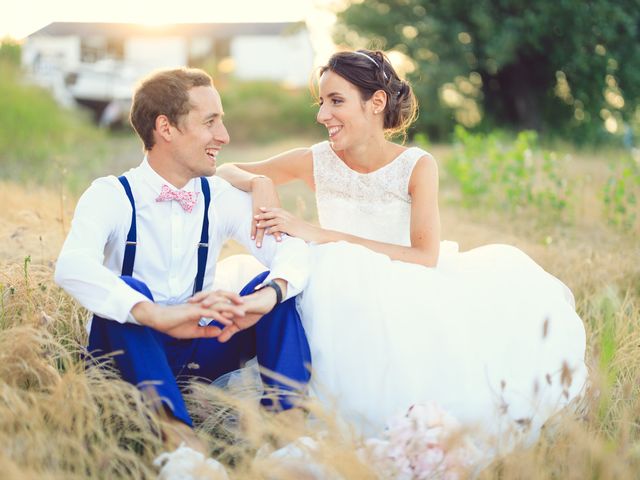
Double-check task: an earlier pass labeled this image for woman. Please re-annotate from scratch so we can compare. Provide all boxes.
[216,50,587,448]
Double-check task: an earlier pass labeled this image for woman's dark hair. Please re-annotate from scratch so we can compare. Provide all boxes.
[130,68,213,151]
[318,49,418,139]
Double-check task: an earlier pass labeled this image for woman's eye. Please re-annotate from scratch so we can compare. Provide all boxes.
[332,98,343,105]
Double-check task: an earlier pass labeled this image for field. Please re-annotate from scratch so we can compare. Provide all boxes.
[1,130,639,479]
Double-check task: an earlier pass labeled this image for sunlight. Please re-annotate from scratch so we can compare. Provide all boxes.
[0,0,325,40]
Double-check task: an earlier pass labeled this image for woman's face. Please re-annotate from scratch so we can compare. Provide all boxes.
[316,70,379,150]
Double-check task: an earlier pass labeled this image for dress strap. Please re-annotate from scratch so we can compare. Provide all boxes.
[117,175,137,277]
[193,177,211,294]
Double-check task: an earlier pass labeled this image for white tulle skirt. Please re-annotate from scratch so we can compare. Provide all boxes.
[295,241,587,445]
[215,241,587,448]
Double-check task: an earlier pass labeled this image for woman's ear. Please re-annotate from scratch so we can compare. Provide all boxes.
[155,115,173,142]
[371,90,388,115]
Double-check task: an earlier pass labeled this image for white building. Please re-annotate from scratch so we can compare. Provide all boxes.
[21,22,314,123]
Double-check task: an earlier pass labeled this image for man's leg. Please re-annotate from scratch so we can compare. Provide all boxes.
[242,272,312,410]
[186,272,311,410]
[86,276,260,450]
[86,276,199,427]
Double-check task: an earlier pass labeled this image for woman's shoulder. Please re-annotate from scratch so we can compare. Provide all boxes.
[407,149,439,192]
[309,141,336,163]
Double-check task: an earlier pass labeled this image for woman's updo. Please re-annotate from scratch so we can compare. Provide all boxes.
[319,49,418,139]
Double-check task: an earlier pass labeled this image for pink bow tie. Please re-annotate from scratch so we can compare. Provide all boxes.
[155,184,199,213]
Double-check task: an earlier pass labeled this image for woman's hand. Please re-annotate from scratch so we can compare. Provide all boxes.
[250,176,282,247]
[254,207,322,242]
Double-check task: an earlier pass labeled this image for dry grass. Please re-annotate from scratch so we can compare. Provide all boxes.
[0,141,639,479]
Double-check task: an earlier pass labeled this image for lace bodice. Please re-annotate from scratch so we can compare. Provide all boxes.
[312,141,429,247]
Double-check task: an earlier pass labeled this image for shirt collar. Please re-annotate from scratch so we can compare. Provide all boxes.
[138,156,199,195]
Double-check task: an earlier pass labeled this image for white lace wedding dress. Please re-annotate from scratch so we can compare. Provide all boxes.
[295,141,587,446]
[214,140,587,450]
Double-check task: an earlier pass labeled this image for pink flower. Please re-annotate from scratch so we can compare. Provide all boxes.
[360,402,482,479]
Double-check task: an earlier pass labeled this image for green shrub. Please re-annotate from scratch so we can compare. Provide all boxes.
[0,61,106,186]
[602,153,640,232]
[0,38,20,66]
[445,126,572,219]
[219,80,324,144]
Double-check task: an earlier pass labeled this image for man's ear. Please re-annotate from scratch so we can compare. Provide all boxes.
[371,90,388,115]
[155,115,173,142]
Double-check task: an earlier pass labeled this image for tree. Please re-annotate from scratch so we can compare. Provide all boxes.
[334,0,640,142]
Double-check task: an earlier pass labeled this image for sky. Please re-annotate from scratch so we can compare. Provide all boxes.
[1,0,339,58]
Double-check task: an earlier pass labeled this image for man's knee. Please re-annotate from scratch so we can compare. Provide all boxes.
[119,275,154,301]
[239,271,270,297]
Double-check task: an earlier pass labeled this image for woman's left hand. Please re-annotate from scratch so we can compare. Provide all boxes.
[254,207,322,242]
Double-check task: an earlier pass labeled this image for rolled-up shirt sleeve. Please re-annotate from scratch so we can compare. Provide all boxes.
[214,180,309,300]
[54,178,149,323]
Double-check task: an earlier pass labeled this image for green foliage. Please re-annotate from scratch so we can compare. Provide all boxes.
[602,153,640,232]
[446,126,571,219]
[219,81,324,144]
[334,0,640,143]
[0,38,21,66]
[0,62,106,186]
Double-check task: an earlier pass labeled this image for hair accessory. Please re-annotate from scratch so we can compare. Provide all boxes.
[354,51,389,80]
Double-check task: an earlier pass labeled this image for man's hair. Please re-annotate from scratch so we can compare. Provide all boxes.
[129,68,213,151]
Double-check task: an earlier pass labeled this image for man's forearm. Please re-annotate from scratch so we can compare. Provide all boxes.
[130,301,158,328]
[252,278,287,311]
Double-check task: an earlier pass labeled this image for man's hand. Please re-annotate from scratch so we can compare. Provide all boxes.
[131,291,245,339]
[250,176,282,247]
[215,279,287,343]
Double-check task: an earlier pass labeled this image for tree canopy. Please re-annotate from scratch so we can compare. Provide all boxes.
[334,0,640,142]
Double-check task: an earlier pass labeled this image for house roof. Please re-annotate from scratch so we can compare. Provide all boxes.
[28,22,305,39]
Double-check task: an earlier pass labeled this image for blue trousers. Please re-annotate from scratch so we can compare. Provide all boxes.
[86,272,311,427]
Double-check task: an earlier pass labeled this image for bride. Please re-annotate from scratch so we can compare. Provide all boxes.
[215,49,587,448]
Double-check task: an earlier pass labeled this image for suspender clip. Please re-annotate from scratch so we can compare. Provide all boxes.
[126,241,137,246]
[198,242,209,248]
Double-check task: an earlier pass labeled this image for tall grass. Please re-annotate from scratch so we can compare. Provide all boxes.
[2,148,639,478]
[1,221,638,478]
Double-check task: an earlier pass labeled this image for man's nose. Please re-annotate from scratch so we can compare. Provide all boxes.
[215,123,230,145]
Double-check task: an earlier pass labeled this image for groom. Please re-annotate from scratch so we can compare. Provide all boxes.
[54,68,311,463]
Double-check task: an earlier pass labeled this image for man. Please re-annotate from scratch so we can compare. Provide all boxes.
[54,68,311,475]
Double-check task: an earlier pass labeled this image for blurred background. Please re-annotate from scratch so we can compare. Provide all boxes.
[0,0,638,229]
[2,0,639,171]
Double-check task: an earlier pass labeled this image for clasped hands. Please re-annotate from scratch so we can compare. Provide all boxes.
[132,287,278,342]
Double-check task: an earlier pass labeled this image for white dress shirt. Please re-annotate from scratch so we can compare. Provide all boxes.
[54,158,309,324]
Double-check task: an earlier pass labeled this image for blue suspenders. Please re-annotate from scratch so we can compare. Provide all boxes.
[117,176,211,293]
[118,177,137,277]
[193,177,211,294]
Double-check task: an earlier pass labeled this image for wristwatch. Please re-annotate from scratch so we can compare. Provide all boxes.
[256,279,283,304]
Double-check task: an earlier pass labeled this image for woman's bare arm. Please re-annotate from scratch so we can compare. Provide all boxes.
[216,148,314,189]
[256,155,441,267]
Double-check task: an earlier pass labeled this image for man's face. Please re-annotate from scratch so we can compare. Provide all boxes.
[171,85,230,179]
